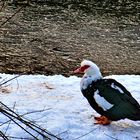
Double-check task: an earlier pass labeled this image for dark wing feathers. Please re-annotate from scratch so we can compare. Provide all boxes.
[104,79,140,108]
[95,79,140,120]
[82,87,106,115]
[105,79,132,96]
[94,79,126,105]
[106,102,140,121]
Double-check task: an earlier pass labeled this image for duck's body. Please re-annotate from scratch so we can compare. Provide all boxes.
[74,60,140,125]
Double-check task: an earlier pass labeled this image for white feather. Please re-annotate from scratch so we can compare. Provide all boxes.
[80,76,94,90]
[111,83,124,94]
[94,90,114,111]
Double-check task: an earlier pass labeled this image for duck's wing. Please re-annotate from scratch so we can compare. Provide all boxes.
[94,79,140,120]
[106,101,140,121]
[81,85,106,116]
[100,79,140,108]
[105,78,133,96]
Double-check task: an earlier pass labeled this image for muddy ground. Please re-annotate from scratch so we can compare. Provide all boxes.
[0,2,140,76]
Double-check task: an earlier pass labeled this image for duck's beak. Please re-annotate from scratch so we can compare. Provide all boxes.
[73,65,90,74]
[73,67,82,74]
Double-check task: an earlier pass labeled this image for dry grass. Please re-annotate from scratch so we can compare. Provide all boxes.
[0,1,140,76]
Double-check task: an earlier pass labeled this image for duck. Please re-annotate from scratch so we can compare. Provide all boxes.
[74,60,140,125]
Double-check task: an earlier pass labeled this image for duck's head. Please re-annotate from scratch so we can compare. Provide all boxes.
[74,60,102,79]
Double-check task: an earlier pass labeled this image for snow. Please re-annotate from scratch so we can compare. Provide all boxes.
[0,74,140,140]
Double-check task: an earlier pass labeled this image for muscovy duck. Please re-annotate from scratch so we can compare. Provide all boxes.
[74,60,140,125]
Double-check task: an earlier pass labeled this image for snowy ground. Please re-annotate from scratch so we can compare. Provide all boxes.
[0,74,140,140]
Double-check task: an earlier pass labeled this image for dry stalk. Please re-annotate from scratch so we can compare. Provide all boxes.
[72,128,98,140]
[104,133,119,140]
[0,75,62,140]
[0,131,9,140]
[0,101,62,140]
[0,75,22,87]
[0,5,24,28]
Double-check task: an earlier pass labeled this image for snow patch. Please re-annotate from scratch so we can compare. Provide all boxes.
[0,74,140,140]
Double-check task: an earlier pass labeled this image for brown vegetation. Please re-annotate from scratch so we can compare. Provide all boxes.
[0,1,140,76]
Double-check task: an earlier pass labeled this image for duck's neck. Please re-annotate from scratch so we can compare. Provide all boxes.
[83,71,103,81]
[81,74,102,90]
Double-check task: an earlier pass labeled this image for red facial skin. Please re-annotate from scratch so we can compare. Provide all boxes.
[73,65,90,74]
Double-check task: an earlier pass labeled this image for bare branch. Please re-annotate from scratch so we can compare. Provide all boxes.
[104,133,119,140]
[72,128,98,140]
[0,101,62,140]
[0,75,22,87]
[21,108,52,117]
[4,102,16,135]
[7,135,34,140]
[1,109,40,140]
[0,131,9,140]
[0,5,24,28]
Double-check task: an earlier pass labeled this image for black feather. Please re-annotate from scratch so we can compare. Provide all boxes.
[81,78,140,121]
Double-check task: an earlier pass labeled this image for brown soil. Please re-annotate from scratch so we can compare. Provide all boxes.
[0,3,140,76]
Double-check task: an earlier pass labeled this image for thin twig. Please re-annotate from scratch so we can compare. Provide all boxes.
[0,104,49,140]
[0,75,61,139]
[0,75,22,87]
[0,108,51,127]
[57,130,69,137]
[72,128,98,140]
[0,77,8,85]
[7,135,34,140]
[104,133,119,140]
[4,102,16,134]
[0,5,24,28]
[1,110,40,140]
[0,131,9,140]
[0,102,62,140]
[21,108,52,117]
